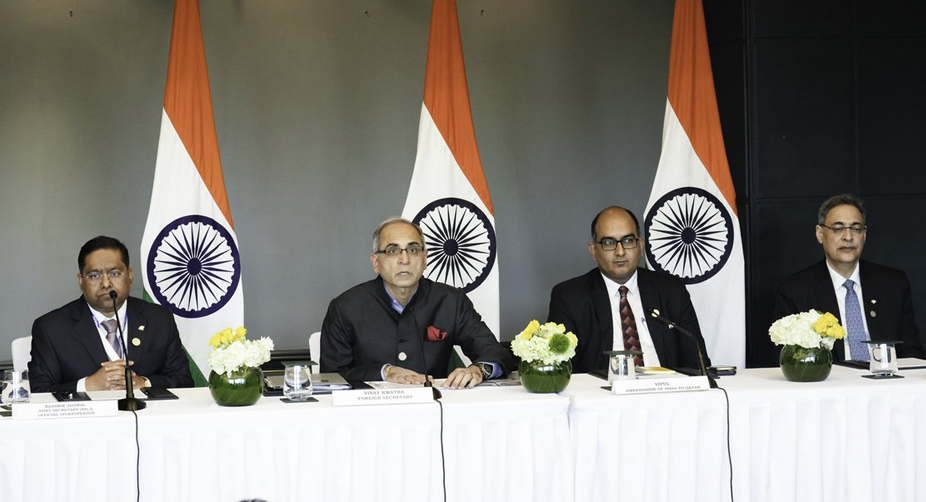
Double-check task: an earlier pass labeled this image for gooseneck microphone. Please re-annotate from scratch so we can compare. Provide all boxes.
[649,309,718,389]
[110,290,146,411]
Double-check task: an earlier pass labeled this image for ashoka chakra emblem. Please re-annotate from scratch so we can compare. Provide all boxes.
[412,197,496,293]
[146,215,241,318]
[644,187,733,284]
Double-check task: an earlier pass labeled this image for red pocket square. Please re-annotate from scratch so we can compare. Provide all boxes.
[427,325,448,342]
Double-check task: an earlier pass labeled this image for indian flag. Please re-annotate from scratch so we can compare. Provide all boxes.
[643,0,745,367]
[401,0,500,340]
[140,0,243,381]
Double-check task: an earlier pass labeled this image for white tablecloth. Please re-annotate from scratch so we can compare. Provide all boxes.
[0,385,572,502]
[564,366,926,502]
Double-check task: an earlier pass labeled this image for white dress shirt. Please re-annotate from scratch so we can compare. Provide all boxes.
[76,301,129,392]
[602,270,661,367]
[824,262,871,360]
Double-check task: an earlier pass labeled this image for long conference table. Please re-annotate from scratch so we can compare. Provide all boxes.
[3,365,926,502]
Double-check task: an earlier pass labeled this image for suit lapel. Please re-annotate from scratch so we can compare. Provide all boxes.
[858,262,881,339]
[126,298,150,361]
[69,299,109,365]
[811,261,845,359]
[589,271,613,365]
[636,270,667,360]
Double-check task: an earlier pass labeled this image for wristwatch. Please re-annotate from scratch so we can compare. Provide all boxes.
[474,362,492,380]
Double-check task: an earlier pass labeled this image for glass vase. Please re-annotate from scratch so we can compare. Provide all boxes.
[779,344,833,382]
[209,366,263,406]
[519,359,572,393]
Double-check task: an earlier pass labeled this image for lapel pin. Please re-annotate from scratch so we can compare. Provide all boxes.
[132,337,142,347]
[870,299,877,304]
[869,311,877,318]
[138,325,146,331]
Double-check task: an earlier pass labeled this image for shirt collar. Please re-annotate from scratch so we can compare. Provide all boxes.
[825,261,861,291]
[383,282,418,314]
[600,269,639,298]
[86,299,129,329]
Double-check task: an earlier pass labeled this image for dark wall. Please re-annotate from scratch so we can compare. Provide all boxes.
[705,0,926,366]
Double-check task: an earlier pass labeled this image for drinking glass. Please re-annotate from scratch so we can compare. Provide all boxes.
[283,362,313,401]
[1,369,31,405]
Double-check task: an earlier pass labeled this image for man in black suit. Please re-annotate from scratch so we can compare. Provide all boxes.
[774,194,925,360]
[548,206,710,373]
[320,217,514,388]
[29,236,193,393]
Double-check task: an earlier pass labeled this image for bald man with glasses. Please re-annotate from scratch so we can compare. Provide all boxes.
[320,218,514,388]
[774,194,925,360]
[547,206,711,374]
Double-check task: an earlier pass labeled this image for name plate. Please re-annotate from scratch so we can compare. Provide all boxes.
[611,375,711,395]
[12,400,119,420]
[332,387,436,407]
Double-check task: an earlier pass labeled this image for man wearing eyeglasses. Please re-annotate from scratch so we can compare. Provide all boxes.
[320,218,514,388]
[29,236,193,393]
[548,206,710,373]
[774,194,924,359]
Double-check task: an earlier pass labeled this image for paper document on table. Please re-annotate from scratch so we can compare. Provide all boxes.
[85,390,146,401]
[635,367,687,379]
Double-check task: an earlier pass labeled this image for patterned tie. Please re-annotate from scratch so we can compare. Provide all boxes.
[101,319,124,359]
[618,286,643,367]
[843,279,869,361]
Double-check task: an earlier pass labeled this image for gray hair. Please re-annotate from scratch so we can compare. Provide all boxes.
[372,217,425,252]
[817,194,865,225]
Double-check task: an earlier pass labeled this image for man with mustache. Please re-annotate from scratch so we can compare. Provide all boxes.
[774,194,925,360]
[548,206,711,374]
[29,236,193,393]
[320,218,514,388]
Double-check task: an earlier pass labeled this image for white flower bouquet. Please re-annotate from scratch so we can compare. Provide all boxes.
[769,310,846,350]
[207,327,274,376]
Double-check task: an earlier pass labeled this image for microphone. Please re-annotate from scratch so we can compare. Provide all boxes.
[409,306,441,400]
[110,290,146,411]
[649,309,717,389]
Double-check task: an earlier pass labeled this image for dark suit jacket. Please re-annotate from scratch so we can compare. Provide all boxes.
[29,296,194,393]
[548,268,711,373]
[320,277,515,381]
[774,259,925,359]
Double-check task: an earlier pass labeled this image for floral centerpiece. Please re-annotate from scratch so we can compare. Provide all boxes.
[511,320,578,393]
[769,311,845,382]
[207,327,274,406]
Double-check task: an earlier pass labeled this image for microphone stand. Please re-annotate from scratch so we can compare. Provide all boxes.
[110,291,146,411]
[650,309,718,389]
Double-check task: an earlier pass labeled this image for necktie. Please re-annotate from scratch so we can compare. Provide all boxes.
[843,279,869,361]
[101,319,124,359]
[618,286,643,367]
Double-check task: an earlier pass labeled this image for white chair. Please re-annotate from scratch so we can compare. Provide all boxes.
[11,336,32,372]
[308,331,321,374]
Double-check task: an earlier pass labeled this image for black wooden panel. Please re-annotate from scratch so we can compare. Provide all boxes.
[857,38,926,194]
[752,0,852,38]
[860,196,926,350]
[704,0,745,43]
[711,42,748,198]
[753,40,856,199]
[749,200,823,367]
[857,0,926,37]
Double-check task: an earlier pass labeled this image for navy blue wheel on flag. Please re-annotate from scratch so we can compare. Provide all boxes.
[146,215,241,318]
[644,187,733,285]
[412,197,496,293]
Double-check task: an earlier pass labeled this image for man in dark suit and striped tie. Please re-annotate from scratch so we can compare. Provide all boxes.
[774,194,925,360]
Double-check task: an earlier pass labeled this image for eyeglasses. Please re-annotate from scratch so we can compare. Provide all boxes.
[820,224,867,235]
[83,270,126,282]
[596,236,639,251]
[375,244,425,257]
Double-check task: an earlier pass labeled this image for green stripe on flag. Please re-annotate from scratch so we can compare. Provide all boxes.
[143,290,209,387]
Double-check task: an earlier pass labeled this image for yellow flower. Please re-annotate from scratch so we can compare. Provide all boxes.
[518,320,540,340]
[234,326,247,341]
[209,327,242,347]
[826,324,846,340]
